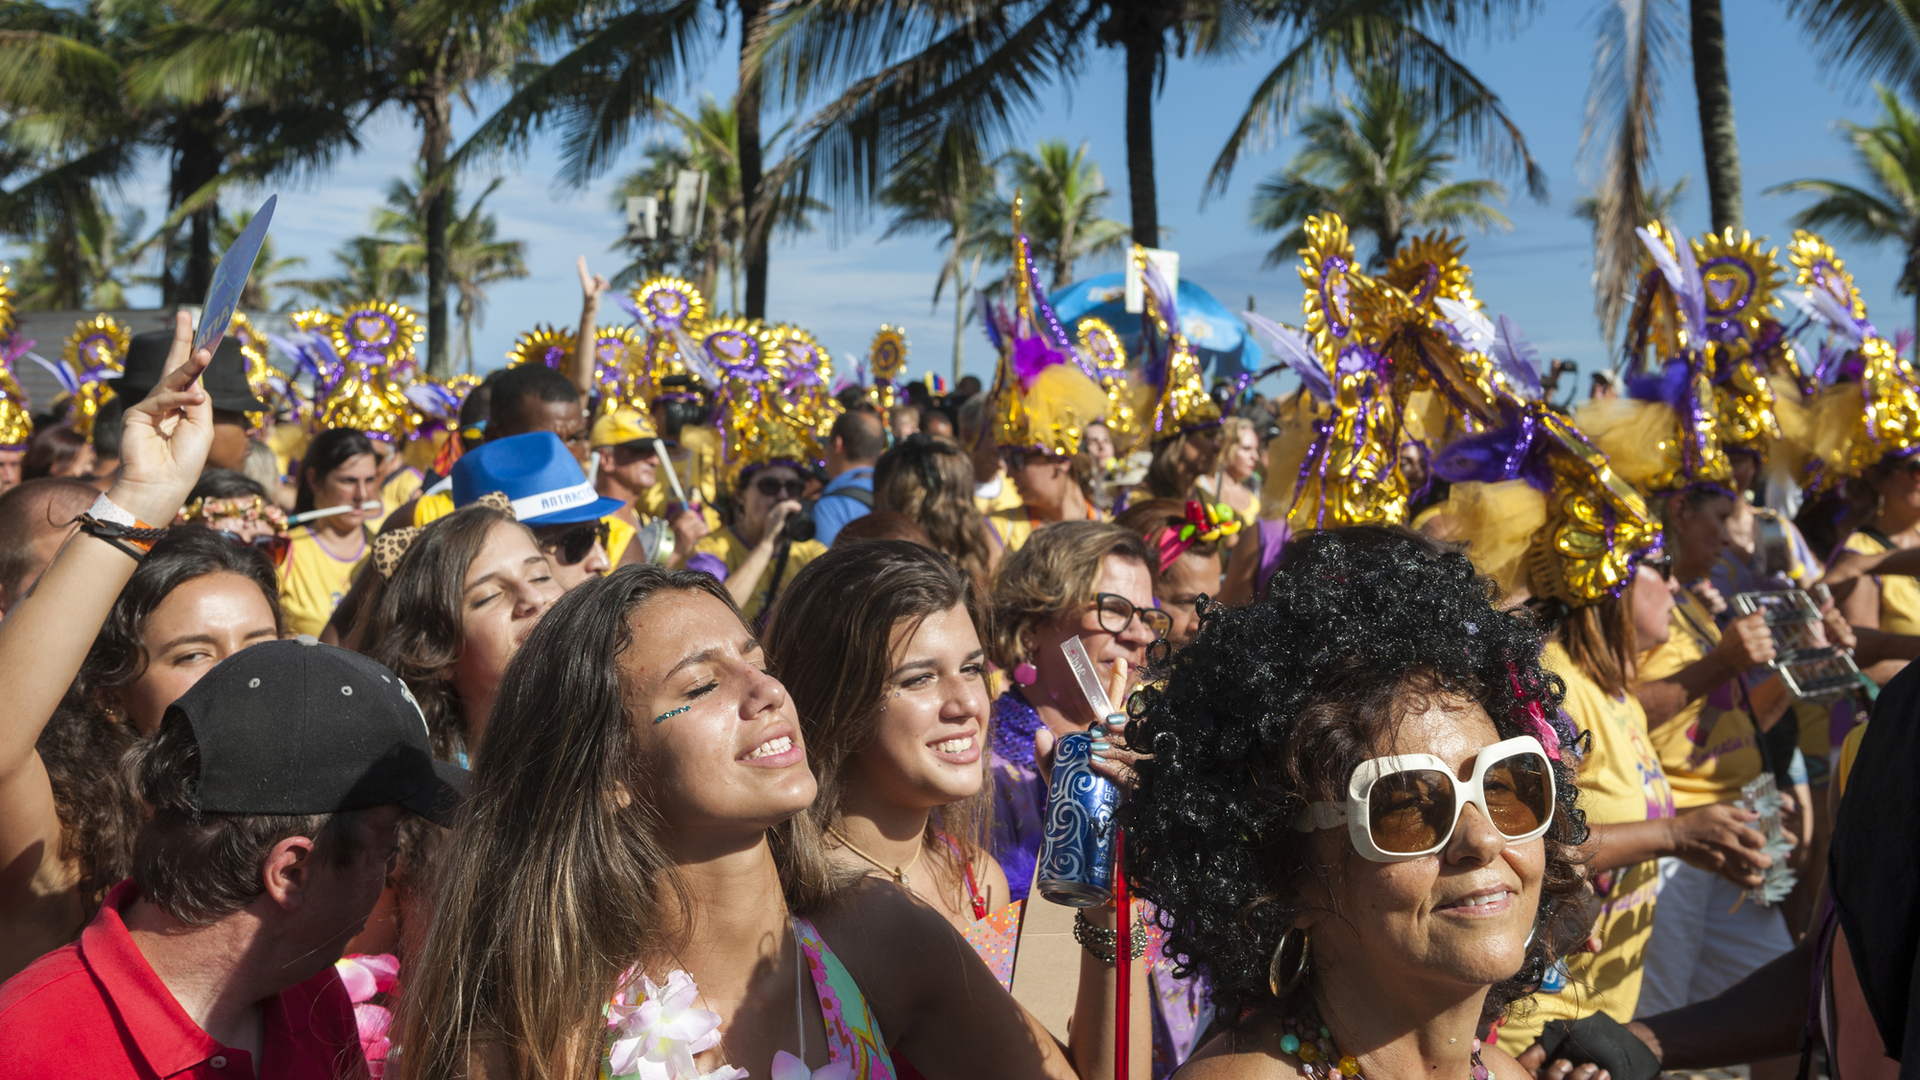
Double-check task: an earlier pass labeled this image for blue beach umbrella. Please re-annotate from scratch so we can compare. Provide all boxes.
[1049,272,1264,378]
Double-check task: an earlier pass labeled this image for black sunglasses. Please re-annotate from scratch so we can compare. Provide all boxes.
[538,520,611,566]
[754,476,807,498]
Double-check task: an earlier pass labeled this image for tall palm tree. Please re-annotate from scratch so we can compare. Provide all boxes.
[608,95,826,313]
[292,236,422,311]
[879,127,1000,383]
[9,204,152,310]
[1768,85,1920,345]
[987,139,1128,290]
[1690,0,1742,232]
[1248,71,1508,270]
[759,0,1541,254]
[362,174,530,371]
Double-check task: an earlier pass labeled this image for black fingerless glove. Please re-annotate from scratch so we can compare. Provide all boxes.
[1535,1014,1662,1080]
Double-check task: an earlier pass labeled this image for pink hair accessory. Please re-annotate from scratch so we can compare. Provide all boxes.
[1505,663,1561,761]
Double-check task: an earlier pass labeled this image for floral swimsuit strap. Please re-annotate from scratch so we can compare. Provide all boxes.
[793,916,898,1080]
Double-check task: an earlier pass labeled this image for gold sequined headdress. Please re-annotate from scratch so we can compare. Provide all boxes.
[60,313,129,440]
[1135,245,1221,445]
[982,196,1110,458]
[710,316,832,489]
[507,325,577,370]
[864,324,908,413]
[623,277,714,405]
[1428,303,1661,604]
[0,265,30,451]
[1786,230,1920,491]
[317,301,426,442]
[1076,317,1142,453]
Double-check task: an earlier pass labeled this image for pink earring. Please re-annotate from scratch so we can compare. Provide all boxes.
[1013,662,1038,685]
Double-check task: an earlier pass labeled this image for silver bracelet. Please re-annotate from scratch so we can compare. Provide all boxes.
[1072,910,1148,964]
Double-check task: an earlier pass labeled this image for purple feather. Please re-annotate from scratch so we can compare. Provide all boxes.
[1239,311,1332,402]
[1011,335,1073,388]
[1625,359,1692,411]
[977,291,1004,353]
[1431,406,1555,491]
[1492,314,1544,400]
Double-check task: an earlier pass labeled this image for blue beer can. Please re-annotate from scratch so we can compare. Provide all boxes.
[1037,731,1120,906]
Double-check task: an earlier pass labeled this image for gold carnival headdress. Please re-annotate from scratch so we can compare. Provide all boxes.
[1280,216,1505,529]
[318,300,425,442]
[1786,230,1920,491]
[1135,245,1221,444]
[228,313,285,426]
[1691,229,1789,453]
[765,323,839,446]
[1429,304,1662,604]
[710,316,830,489]
[506,325,577,370]
[626,276,714,403]
[1076,317,1142,452]
[591,325,645,410]
[1583,223,1738,495]
[61,313,129,440]
[864,324,908,413]
[983,196,1110,458]
[0,265,29,451]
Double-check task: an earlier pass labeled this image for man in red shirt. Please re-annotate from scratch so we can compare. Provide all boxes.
[0,639,467,1079]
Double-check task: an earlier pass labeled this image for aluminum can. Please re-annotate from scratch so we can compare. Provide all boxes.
[1036,731,1119,906]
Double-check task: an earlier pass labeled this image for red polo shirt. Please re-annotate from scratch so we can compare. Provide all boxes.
[0,880,368,1079]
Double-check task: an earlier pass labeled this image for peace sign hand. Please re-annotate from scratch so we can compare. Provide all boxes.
[109,310,214,524]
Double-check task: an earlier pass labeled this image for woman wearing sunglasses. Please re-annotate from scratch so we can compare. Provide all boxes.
[1124,526,1588,1080]
[176,468,291,565]
[688,460,827,626]
[0,317,287,981]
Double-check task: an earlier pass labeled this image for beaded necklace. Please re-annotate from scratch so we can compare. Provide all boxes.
[1277,1010,1489,1080]
[989,689,1044,768]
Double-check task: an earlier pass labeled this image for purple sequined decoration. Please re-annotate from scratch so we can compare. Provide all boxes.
[990,689,1044,769]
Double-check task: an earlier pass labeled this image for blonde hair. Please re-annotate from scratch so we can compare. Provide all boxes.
[989,521,1154,669]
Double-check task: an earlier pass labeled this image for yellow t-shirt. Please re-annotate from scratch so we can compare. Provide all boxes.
[985,502,1108,555]
[1499,643,1675,1053]
[1838,722,1869,798]
[279,524,371,637]
[973,470,1025,515]
[378,466,424,530]
[691,530,828,625]
[1636,589,1764,808]
[606,515,636,566]
[1842,530,1920,636]
[640,425,723,520]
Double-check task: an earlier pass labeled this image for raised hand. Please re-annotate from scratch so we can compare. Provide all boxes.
[111,310,214,524]
[577,255,610,306]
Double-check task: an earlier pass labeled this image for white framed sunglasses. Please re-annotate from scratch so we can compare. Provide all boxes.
[1291,735,1556,862]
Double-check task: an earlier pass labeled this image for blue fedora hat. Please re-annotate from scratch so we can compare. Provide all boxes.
[451,432,625,525]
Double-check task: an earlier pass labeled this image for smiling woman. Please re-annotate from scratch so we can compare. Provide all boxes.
[1122,527,1588,1080]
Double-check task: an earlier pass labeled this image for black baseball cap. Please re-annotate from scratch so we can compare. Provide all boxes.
[164,638,468,825]
[123,330,269,414]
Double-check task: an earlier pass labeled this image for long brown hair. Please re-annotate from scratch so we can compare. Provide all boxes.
[351,505,523,762]
[396,566,835,1080]
[872,433,995,588]
[1550,592,1639,698]
[763,540,992,913]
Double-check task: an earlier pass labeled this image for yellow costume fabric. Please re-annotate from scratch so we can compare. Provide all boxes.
[1838,722,1868,799]
[279,524,370,637]
[985,502,1106,554]
[1637,590,1764,808]
[606,514,635,566]
[412,491,455,527]
[639,425,723,517]
[1499,644,1674,1053]
[692,530,827,624]
[974,470,1025,515]
[379,466,424,529]
[1841,530,1920,637]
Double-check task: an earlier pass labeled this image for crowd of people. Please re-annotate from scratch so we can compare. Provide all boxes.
[0,208,1916,1080]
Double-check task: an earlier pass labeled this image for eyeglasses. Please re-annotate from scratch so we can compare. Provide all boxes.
[1092,593,1173,640]
[1291,735,1556,862]
[754,476,807,498]
[538,521,611,566]
[216,530,291,568]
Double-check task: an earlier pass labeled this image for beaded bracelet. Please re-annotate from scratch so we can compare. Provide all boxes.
[1071,910,1148,964]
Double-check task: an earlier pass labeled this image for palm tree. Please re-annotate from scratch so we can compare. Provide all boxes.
[214,209,308,311]
[9,204,152,310]
[759,0,1542,254]
[1248,71,1508,270]
[986,139,1128,290]
[879,127,1000,383]
[608,95,824,313]
[292,237,421,311]
[1690,0,1743,232]
[1768,85,1920,345]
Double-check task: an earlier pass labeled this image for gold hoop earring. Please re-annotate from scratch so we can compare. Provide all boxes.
[1268,925,1310,997]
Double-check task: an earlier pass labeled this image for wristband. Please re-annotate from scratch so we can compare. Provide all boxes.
[1072,909,1148,964]
[77,495,168,559]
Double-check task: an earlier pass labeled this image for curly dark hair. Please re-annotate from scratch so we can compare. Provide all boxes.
[1120,525,1588,1027]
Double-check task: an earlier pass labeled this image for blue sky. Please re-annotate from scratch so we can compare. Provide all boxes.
[14,3,1913,395]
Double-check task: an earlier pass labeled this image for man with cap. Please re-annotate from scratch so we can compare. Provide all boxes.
[121,328,268,473]
[589,407,709,566]
[0,638,468,1079]
[452,431,621,589]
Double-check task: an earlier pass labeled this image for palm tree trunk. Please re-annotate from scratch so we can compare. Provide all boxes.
[419,88,454,377]
[1122,31,1161,248]
[737,0,769,319]
[173,104,224,301]
[1690,0,1743,233]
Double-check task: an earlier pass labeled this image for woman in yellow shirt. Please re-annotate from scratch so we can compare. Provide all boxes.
[1835,451,1920,683]
[686,461,825,627]
[279,428,379,636]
